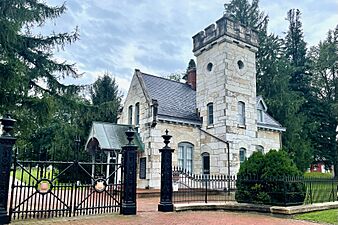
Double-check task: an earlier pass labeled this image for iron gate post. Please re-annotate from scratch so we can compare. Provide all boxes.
[158,130,174,212]
[121,127,137,215]
[0,115,16,224]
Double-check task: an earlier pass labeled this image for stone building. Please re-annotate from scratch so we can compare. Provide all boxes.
[118,16,285,189]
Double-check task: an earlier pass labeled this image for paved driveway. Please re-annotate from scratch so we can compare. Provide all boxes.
[11,198,319,225]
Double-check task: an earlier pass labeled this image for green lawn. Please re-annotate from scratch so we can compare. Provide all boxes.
[294,209,338,224]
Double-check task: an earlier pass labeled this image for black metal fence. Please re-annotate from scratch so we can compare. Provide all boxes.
[172,167,236,203]
[9,146,123,220]
[172,167,338,206]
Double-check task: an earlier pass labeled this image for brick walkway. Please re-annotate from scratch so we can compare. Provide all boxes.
[11,198,319,225]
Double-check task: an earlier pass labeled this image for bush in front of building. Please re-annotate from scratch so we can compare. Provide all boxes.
[235,150,306,206]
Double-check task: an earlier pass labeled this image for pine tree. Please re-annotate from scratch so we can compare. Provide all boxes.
[90,73,122,123]
[0,0,80,131]
[307,29,338,176]
[284,9,309,93]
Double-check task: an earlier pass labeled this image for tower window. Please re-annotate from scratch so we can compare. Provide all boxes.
[128,105,133,125]
[237,60,244,70]
[207,103,214,125]
[238,101,245,126]
[207,62,213,72]
[239,148,246,163]
[256,145,264,153]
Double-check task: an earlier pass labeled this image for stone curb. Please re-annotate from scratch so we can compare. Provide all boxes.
[174,201,338,215]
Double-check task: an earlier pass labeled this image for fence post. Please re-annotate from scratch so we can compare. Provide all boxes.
[121,127,137,215]
[205,174,208,203]
[0,115,17,224]
[309,179,313,204]
[158,130,174,212]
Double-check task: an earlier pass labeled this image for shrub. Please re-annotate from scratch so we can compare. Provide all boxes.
[235,150,306,206]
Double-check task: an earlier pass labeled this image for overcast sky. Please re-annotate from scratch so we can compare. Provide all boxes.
[43,0,338,94]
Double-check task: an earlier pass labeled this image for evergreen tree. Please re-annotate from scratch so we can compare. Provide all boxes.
[284,9,309,93]
[90,73,122,123]
[0,0,80,135]
[307,29,338,176]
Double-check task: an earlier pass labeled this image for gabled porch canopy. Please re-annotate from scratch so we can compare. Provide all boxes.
[85,122,144,152]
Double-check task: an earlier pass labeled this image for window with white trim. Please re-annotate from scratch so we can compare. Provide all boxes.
[207,103,213,125]
[178,142,193,172]
[239,148,246,163]
[256,145,264,153]
[128,105,133,125]
[238,101,245,125]
[135,102,140,125]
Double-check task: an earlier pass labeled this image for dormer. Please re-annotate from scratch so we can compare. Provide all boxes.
[256,96,267,123]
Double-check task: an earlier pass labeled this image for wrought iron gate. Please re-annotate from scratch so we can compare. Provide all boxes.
[9,145,123,220]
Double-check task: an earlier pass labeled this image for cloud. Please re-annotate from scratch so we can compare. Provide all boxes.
[43,0,337,95]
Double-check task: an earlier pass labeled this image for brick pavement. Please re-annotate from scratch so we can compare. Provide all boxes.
[11,197,320,225]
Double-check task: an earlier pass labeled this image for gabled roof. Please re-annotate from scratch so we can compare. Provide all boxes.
[256,97,286,132]
[85,122,144,152]
[138,71,201,125]
[134,70,285,131]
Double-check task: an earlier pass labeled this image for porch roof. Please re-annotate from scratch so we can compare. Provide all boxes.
[85,122,144,152]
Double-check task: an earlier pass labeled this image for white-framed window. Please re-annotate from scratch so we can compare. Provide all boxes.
[207,103,213,125]
[128,105,133,125]
[256,145,264,153]
[238,101,245,125]
[135,102,140,125]
[239,148,246,164]
[257,109,263,122]
[178,142,194,172]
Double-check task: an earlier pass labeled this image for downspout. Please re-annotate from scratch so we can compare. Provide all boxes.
[199,128,230,176]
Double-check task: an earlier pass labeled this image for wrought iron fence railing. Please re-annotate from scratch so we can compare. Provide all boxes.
[172,167,338,206]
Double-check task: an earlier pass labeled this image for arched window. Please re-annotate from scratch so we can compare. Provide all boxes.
[135,102,140,125]
[239,148,246,164]
[238,101,245,125]
[256,145,264,153]
[202,152,210,174]
[128,105,133,125]
[178,142,194,172]
[207,103,213,125]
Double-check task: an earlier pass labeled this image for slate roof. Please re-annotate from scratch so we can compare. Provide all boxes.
[140,72,201,124]
[85,122,144,151]
[256,96,286,131]
[138,72,285,131]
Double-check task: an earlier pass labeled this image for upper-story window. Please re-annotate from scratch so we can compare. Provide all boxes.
[257,109,263,122]
[128,105,133,125]
[207,103,214,125]
[135,102,140,125]
[238,101,245,126]
[178,142,194,172]
[256,145,264,153]
[239,148,246,164]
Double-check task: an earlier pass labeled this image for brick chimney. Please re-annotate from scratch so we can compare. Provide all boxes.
[185,59,196,90]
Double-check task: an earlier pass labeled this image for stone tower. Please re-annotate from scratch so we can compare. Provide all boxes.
[193,16,259,175]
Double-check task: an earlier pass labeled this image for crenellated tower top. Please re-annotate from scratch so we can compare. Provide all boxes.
[192,16,259,54]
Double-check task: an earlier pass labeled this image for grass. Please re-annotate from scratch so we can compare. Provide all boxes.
[294,209,338,224]
[303,173,337,204]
